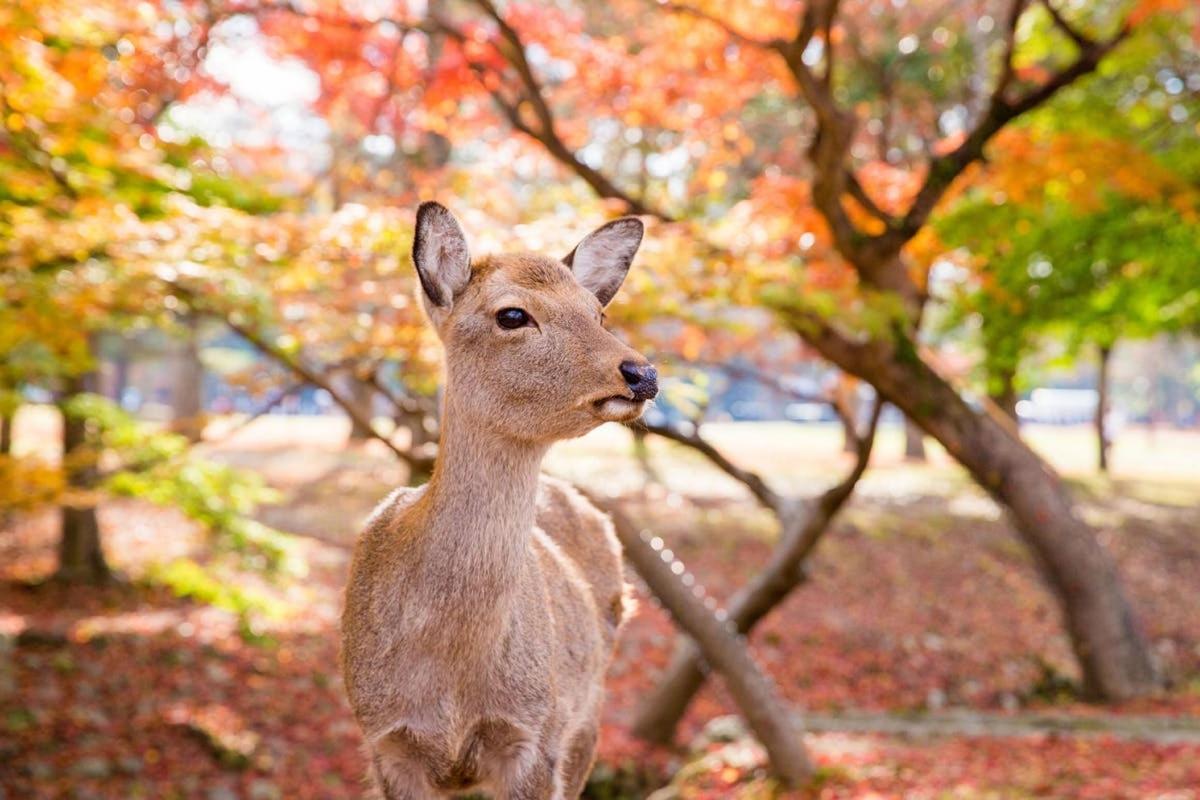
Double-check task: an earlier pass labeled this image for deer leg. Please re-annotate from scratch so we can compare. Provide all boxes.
[370,750,444,800]
[558,723,599,799]
[496,750,559,800]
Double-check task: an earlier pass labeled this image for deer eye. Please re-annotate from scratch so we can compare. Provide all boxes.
[496,307,532,330]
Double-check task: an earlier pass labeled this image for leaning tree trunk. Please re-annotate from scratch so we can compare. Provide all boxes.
[587,491,813,787]
[56,374,110,584]
[632,403,880,743]
[792,315,1159,700]
[1096,343,1113,474]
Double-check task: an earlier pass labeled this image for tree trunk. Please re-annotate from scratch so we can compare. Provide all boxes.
[632,405,880,743]
[111,347,130,405]
[788,313,1159,700]
[588,492,813,787]
[0,408,13,456]
[903,415,926,461]
[347,377,376,442]
[839,411,857,453]
[835,375,857,453]
[1096,344,1112,474]
[0,382,17,455]
[56,373,110,584]
[990,366,1020,423]
[170,315,206,442]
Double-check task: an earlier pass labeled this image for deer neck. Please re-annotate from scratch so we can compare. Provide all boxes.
[418,392,547,595]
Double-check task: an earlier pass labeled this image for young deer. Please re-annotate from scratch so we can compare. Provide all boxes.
[341,202,658,799]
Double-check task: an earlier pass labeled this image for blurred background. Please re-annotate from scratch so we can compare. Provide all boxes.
[1,0,1198,797]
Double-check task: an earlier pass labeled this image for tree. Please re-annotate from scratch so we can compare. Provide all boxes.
[56,371,110,583]
[0,0,279,580]
[355,0,1182,701]
[933,54,1200,471]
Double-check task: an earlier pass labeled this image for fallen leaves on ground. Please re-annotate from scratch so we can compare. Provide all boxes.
[2,461,1198,798]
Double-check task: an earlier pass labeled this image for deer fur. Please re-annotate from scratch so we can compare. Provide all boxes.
[341,202,655,799]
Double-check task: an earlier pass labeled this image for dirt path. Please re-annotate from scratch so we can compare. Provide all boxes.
[801,709,1200,743]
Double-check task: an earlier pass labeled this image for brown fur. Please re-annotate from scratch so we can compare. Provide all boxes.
[341,210,650,800]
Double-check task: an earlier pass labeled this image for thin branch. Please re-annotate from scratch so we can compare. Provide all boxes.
[1039,0,1093,49]
[203,381,302,446]
[660,2,786,49]
[437,2,672,220]
[893,1,1129,245]
[218,0,432,35]
[170,283,433,470]
[363,368,434,417]
[844,170,898,225]
[671,359,830,405]
[631,419,782,512]
[995,0,1031,104]
[223,316,434,468]
[0,90,79,199]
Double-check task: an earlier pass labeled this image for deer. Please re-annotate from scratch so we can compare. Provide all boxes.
[341,201,659,799]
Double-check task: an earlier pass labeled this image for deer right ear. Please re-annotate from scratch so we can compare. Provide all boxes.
[412,201,471,311]
[563,217,644,307]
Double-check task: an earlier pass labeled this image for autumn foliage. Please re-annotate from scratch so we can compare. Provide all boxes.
[2,0,1200,796]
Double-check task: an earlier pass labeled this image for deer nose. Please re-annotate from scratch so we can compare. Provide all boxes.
[619,361,658,401]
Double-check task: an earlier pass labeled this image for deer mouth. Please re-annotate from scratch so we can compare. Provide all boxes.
[593,394,646,422]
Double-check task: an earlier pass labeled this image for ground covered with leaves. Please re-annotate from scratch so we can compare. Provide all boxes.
[3,421,1199,799]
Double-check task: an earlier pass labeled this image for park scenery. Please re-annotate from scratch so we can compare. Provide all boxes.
[2,0,1199,798]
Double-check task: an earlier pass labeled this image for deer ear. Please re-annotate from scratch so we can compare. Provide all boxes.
[413,201,471,310]
[563,217,644,307]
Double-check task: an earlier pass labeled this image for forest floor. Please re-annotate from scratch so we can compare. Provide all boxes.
[2,414,1199,799]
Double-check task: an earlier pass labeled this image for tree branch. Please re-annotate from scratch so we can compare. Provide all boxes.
[0,89,79,200]
[1039,0,1094,49]
[845,170,898,225]
[435,2,672,220]
[204,380,302,446]
[660,2,786,49]
[631,419,782,512]
[893,1,1129,244]
[170,283,434,471]
[217,0,433,35]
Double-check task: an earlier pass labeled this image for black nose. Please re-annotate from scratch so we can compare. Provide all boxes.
[619,360,658,401]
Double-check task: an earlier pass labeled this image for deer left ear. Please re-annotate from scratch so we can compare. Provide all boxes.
[563,217,644,307]
[413,201,471,312]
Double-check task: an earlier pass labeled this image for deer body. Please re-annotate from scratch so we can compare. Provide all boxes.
[341,203,656,799]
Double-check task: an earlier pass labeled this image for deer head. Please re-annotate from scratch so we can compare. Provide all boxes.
[412,201,658,444]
